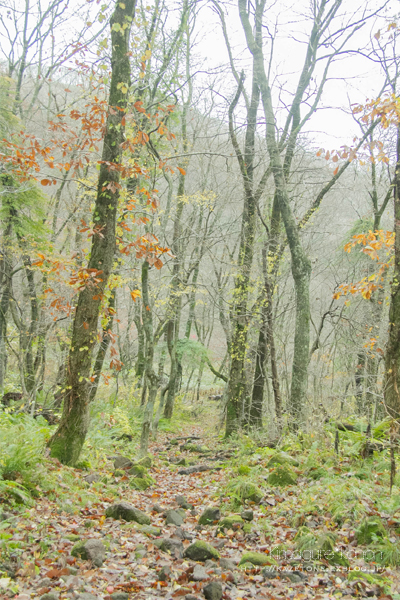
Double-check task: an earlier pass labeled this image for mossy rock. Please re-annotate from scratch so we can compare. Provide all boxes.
[105,502,151,525]
[137,456,153,468]
[135,524,161,537]
[183,540,220,561]
[71,540,86,559]
[267,452,299,468]
[227,480,263,504]
[356,518,387,545]
[218,515,243,531]
[129,477,154,491]
[113,469,125,477]
[198,506,221,526]
[65,534,81,542]
[129,464,148,478]
[238,552,277,567]
[243,523,252,533]
[237,465,251,476]
[267,465,297,486]
[170,439,179,445]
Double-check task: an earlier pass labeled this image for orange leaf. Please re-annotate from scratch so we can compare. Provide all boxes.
[177,166,186,175]
[41,179,51,186]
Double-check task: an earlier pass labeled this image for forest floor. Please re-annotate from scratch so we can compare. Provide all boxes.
[1,417,400,600]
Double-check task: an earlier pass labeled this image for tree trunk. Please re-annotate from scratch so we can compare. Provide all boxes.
[239,0,312,429]
[140,261,159,455]
[48,0,137,465]
[225,71,260,436]
[384,123,400,417]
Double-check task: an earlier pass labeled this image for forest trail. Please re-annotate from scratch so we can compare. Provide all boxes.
[3,422,400,600]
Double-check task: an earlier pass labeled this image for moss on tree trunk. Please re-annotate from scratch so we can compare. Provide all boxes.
[48,0,137,465]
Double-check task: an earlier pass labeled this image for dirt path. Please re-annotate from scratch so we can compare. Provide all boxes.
[2,425,399,600]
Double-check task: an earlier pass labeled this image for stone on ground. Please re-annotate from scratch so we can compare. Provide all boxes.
[238,552,277,567]
[198,506,221,525]
[71,539,106,566]
[192,563,208,581]
[105,502,150,524]
[240,509,254,521]
[159,537,184,558]
[166,508,185,526]
[113,456,133,469]
[203,581,223,600]
[184,540,220,561]
[219,557,236,571]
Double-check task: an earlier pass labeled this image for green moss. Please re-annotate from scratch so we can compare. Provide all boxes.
[113,469,125,477]
[306,467,327,480]
[76,460,91,471]
[267,452,299,468]
[267,465,297,486]
[137,456,153,468]
[219,515,243,531]
[183,540,220,561]
[237,465,251,476]
[227,480,263,503]
[243,523,252,533]
[71,540,87,559]
[129,477,154,490]
[356,518,387,545]
[129,464,148,478]
[65,534,81,541]
[238,552,277,567]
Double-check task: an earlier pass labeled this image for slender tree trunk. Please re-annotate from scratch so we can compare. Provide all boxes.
[0,221,12,393]
[384,123,400,418]
[225,70,260,436]
[239,0,312,429]
[48,0,137,465]
[140,261,159,455]
[89,288,116,403]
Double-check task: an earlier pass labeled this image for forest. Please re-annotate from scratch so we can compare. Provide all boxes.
[0,0,400,598]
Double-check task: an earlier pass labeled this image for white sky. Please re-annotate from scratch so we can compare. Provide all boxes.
[192,0,399,148]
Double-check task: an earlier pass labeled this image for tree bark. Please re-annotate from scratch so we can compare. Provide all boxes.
[384,123,400,418]
[48,0,137,465]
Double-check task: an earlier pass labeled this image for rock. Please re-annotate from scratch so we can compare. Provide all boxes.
[71,539,105,566]
[76,594,99,600]
[166,509,185,526]
[175,527,193,540]
[198,507,221,526]
[137,456,153,468]
[113,456,133,469]
[136,524,161,537]
[40,594,59,600]
[185,596,200,600]
[128,464,147,477]
[283,573,303,583]
[129,477,153,490]
[218,515,243,531]
[226,481,263,503]
[262,567,278,579]
[238,552,277,567]
[240,509,254,521]
[203,581,223,600]
[84,473,100,484]
[184,540,220,562]
[152,503,164,513]
[175,494,192,509]
[105,502,150,525]
[267,466,298,486]
[160,537,184,558]
[111,594,129,600]
[267,452,299,467]
[219,557,236,571]
[158,565,172,581]
[192,564,208,581]
[178,464,212,475]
